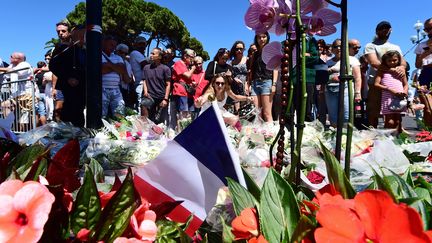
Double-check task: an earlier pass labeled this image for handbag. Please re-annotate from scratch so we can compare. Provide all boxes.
[182,83,196,96]
[389,96,407,111]
[238,102,256,121]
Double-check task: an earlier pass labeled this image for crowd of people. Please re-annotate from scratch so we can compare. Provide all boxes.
[1,18,432,133]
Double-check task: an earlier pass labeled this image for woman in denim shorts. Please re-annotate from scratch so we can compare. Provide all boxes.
[248,32,278,122]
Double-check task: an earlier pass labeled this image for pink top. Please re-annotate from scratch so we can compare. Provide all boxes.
[380,72,405,114]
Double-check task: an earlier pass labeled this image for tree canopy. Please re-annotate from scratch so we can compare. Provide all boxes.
[64,0,209,60]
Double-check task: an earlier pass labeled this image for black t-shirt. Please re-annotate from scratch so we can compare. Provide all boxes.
[205,61,233,81]
[251,51,272,81]
[35,71,47,93]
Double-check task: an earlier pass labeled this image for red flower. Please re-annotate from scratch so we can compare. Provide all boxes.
[76,228,91,241]
[306,171,325,184]
[315,190,432,243]
[248,234,269,243]
[231,207,259,240]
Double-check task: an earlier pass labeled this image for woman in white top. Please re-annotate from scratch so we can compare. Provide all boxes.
[195,74,253,125]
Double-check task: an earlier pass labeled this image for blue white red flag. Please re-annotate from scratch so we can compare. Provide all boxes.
[0,113,17,142]
[134,102,245,235]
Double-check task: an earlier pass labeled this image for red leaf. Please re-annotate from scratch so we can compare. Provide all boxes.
[46,139,81,192]
[149,201,184,221]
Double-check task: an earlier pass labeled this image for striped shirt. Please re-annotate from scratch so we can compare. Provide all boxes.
[102,52,124,88]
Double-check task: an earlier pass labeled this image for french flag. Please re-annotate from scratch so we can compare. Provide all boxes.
[134,102,246,235]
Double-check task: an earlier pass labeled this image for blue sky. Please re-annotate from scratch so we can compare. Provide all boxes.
[1,0,430,74]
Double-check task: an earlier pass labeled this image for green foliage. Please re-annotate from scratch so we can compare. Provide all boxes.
[70,165,102,234]
[90,168,139,242]
[227,178,258,215]
[156,215,192,243]
[290,215,315,243]
[221,215,235,242]
[320,141,356,199]
[89,158,105,183]
[242,167,261,202]
[65,0,209,60]
[7,144,46,177]
[259,168,300,243]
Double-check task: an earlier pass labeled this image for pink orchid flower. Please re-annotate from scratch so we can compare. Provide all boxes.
[303,8,341,36]
[130,205,158,241]
[0,180,55,243]
[262,41,283,70]
[245,0,278,34]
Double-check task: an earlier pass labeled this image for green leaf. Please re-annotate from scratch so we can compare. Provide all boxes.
[70,165,102,234]
[290,215,315,243]
[24,158,48,181]
[221,215,234,243]
[320,141,356,199]
[369,168,398,202]
[91,168,138,242]
[259,168,300,243]
[89,158,105,183]
[387,169,429,230]
[8,144,45,176]
[227,178,258,215]
[401,168,415,187]
[242,167,261,201]
[415,187,432,205]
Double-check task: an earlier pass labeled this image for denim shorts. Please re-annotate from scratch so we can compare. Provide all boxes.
[176,96,195,112]
[250,79,272,96]
[36,93,46,116]
[56,89,64,101]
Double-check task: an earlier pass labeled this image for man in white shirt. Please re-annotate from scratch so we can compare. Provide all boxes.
[364,21,407,128]
[101,35,128,118]
[0,52,35,124]
[129,36,148,110]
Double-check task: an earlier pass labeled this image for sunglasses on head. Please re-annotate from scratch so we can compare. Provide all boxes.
[218,48,229,54]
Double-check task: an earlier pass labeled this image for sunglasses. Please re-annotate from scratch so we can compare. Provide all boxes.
[215,82,225,86]
[235,47,244,52]
[425,27,432,32]
[218,48,229,54]
[332,45,341,48]
[350,46,361,50]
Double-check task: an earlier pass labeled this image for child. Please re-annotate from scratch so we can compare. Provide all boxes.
[374,50,408,133]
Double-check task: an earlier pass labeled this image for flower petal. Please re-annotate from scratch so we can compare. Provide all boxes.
[6,225,43,243]
[353,190,394,240]
[0,222,19,243]
[0,180,23,197]
[0,195,18,223]
[316,8,341,25]
[379,203,431,243]
[14,182,54,230]
[262,41,282,67]
[138,220,158,241]
[315,205,365,242]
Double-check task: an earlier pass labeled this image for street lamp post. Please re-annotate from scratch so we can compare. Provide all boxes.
[410,20,427,44]
[404,20,428,57]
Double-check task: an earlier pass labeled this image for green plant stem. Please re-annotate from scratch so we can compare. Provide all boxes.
[288,0,307,183]
[339,0,353,178]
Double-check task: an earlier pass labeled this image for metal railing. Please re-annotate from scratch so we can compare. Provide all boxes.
[0,67,37,133]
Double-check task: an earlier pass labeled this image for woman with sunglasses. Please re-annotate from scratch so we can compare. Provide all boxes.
[249,32,278,122]
[228,40,248,113]
[205,48,234,82]
[195,74,253,123]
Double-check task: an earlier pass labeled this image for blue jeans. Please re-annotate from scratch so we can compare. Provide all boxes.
[102,87,124,117]
[325,84,348,125]
[251,79,272,96]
